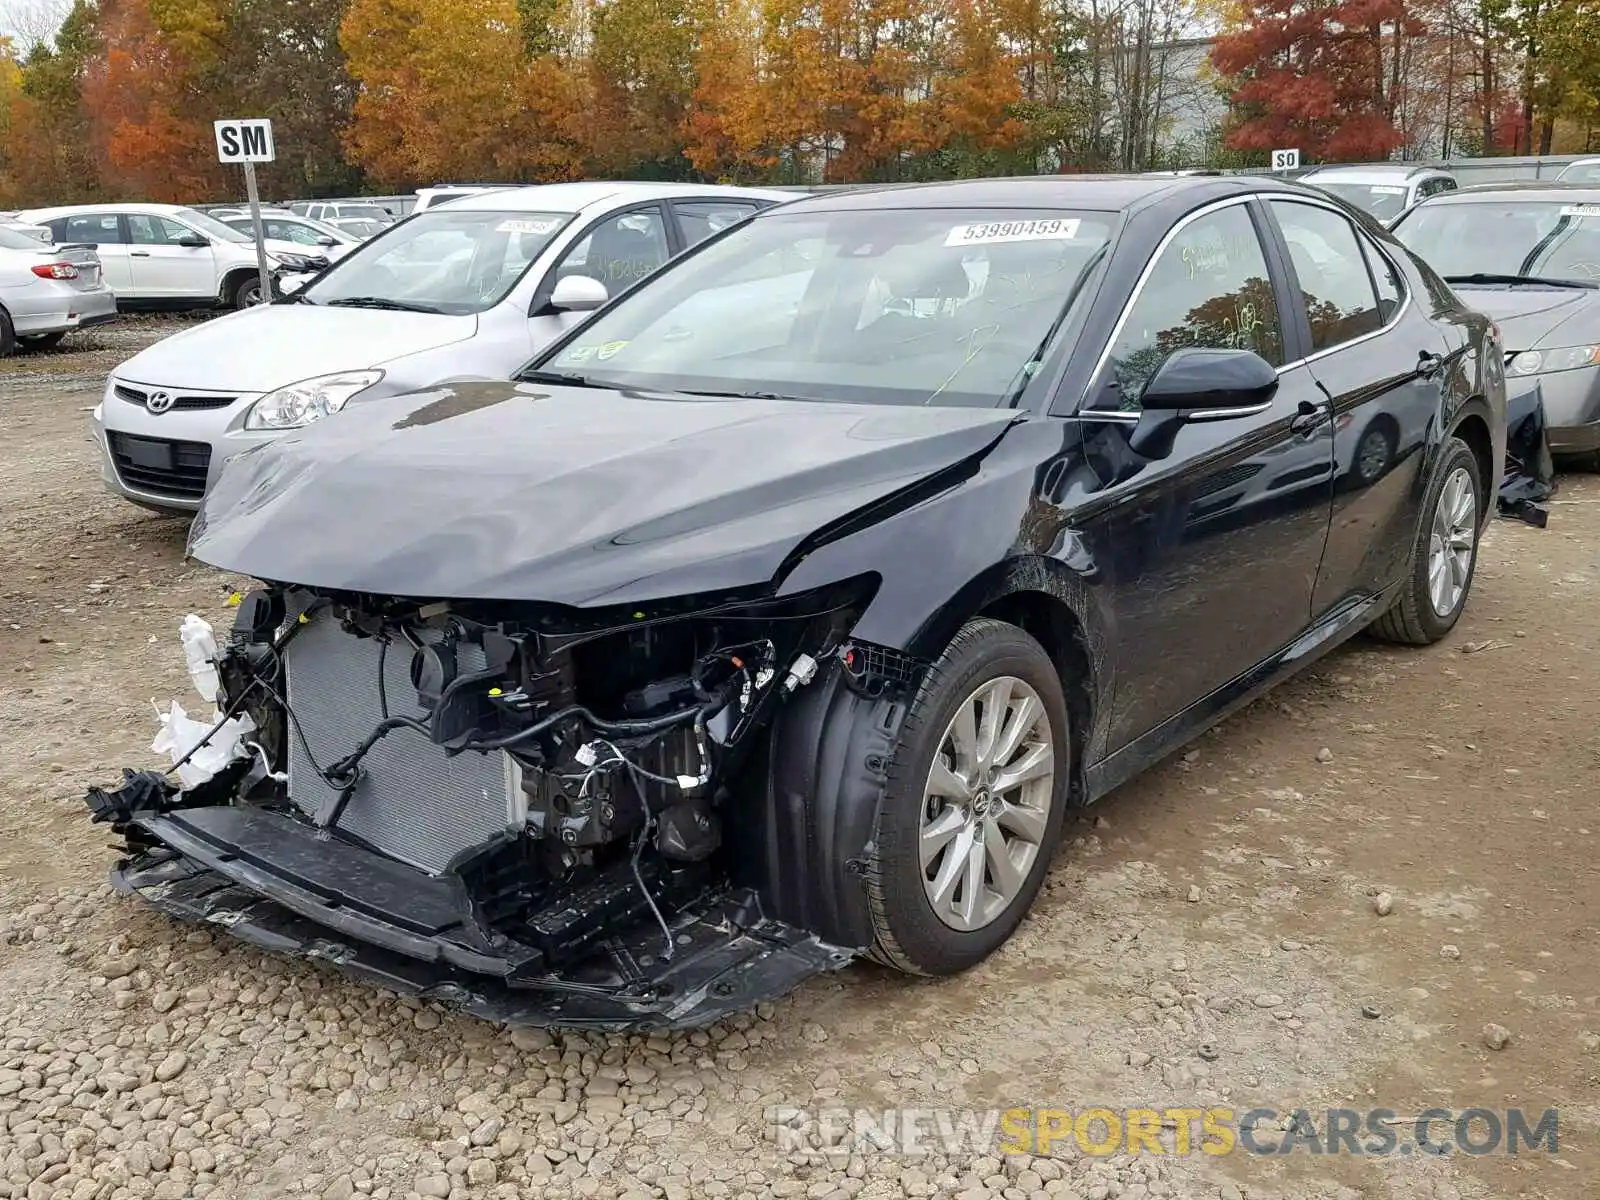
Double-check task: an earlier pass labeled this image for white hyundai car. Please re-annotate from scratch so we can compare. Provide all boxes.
[91,182,791,512]
[19,202,331,309]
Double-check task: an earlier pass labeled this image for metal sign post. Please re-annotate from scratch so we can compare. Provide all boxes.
[215,118,276,305]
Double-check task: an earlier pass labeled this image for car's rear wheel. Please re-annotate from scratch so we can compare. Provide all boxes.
[17,331,66,351]
[866,617,1069,975]
[0,306,15,358]
[1371,435,1483,645]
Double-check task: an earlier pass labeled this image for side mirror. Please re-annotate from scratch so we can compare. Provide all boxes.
[1129,348,1279,459]
[548,274,609,313]
[316,234,338,246]
[176,233,210,248]
[278,274,308,295]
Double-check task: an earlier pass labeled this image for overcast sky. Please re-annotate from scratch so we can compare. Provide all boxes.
[1,0,70,52]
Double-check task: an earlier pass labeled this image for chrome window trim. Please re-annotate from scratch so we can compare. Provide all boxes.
[1077,191,1417,421]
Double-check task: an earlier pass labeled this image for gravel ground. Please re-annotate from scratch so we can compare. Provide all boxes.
[1,320,1597,1200]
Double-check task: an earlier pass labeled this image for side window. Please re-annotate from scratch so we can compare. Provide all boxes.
[1103,204,1284,410]
[553,206,670,290]
[126,215,192,245]
[1269,200,1382,352]
[1360,238,1404,322]
[675,200,759,249]
[62,213,123,245]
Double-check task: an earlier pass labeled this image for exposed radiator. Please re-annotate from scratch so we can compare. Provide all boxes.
[283,614,519,875]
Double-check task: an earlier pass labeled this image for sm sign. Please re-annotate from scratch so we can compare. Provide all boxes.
[214,119,275,164]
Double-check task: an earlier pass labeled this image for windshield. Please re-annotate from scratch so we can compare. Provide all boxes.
[533,208,1114,407]
[300,208,572,314]
[175,207,251,243]
[0,225,45,250]
[338,204,391,221]
[1311,181,1411,222]
[336,219,385,238]
[1558,161,1600,184]
[1393,200,1600,283]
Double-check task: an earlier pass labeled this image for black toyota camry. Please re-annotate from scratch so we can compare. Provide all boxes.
[87,176,1506,1030]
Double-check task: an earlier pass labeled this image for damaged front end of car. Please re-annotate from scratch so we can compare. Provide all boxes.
[88,575,924,1030]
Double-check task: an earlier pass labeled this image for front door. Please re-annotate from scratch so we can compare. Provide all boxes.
[125,214,218,300]
[1263,198,1449,614]
[1075,198,1336,752]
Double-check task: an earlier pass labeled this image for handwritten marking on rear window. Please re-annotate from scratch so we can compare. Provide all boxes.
[945,219,1081,247]
[1560,205,1600,219]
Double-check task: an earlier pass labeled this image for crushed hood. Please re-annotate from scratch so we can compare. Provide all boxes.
[188,381,1019,605]
[1452,286,1598,352]
[117,304,479,392]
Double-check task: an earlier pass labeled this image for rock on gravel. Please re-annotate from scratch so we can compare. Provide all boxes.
[1374,892,1394,916]
[1482,1023,1512,1050]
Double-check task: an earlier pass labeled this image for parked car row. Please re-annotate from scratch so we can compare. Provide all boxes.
[84,170,1511,1030]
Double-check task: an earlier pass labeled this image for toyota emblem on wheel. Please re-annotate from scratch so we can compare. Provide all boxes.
[146,391,175,414]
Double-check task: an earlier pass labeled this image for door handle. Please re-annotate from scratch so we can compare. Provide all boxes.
[1417,350,1445,379]
[130,250,151,257]
[1289,398,1331,437]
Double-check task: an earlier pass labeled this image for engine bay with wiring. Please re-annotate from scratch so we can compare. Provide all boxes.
[83,576,920,1028]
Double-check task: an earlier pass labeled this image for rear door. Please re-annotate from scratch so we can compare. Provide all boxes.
[1076,198,1336,751]
[125,214,218,299]
[1262,198,1447,613]
[55,214,130,292]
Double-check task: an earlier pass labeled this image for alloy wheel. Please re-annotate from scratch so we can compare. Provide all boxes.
[1427,465,1476,617]
[920,675,1055,932]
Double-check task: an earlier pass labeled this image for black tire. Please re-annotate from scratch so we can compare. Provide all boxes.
[229,272,268,310]
[17,331,67,351]
[0,306,14,358]
[1371,435,1483,645]
[865,617,1070,975]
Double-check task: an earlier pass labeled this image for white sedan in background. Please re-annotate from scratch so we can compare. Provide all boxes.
[91,181,792,512]
[0,225,117,354]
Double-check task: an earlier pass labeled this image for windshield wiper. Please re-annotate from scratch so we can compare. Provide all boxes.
[671,387,806,401]
[322,296,449,313]
[1444,273,1599,290]
[517,369,610,388]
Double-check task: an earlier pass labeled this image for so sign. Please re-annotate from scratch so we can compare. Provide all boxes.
[215,118,275,164]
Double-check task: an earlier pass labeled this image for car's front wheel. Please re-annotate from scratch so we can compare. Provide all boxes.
[1371,435,1483,644]
[866,618,1069,975]
[230,273,268,309]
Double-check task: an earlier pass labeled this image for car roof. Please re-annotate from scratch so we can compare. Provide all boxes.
[19,202,192,219]
[435,181,797,213]
[1300,165,1446,183]
[757,174,1322,215]
[1423,181,1600,203]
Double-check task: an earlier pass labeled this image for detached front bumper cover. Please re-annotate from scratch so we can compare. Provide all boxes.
[92,789,855,1031]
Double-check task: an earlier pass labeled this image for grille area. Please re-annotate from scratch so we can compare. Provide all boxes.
[106,433,212,500]
[113,383,239,411]
[283,615,518,875]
